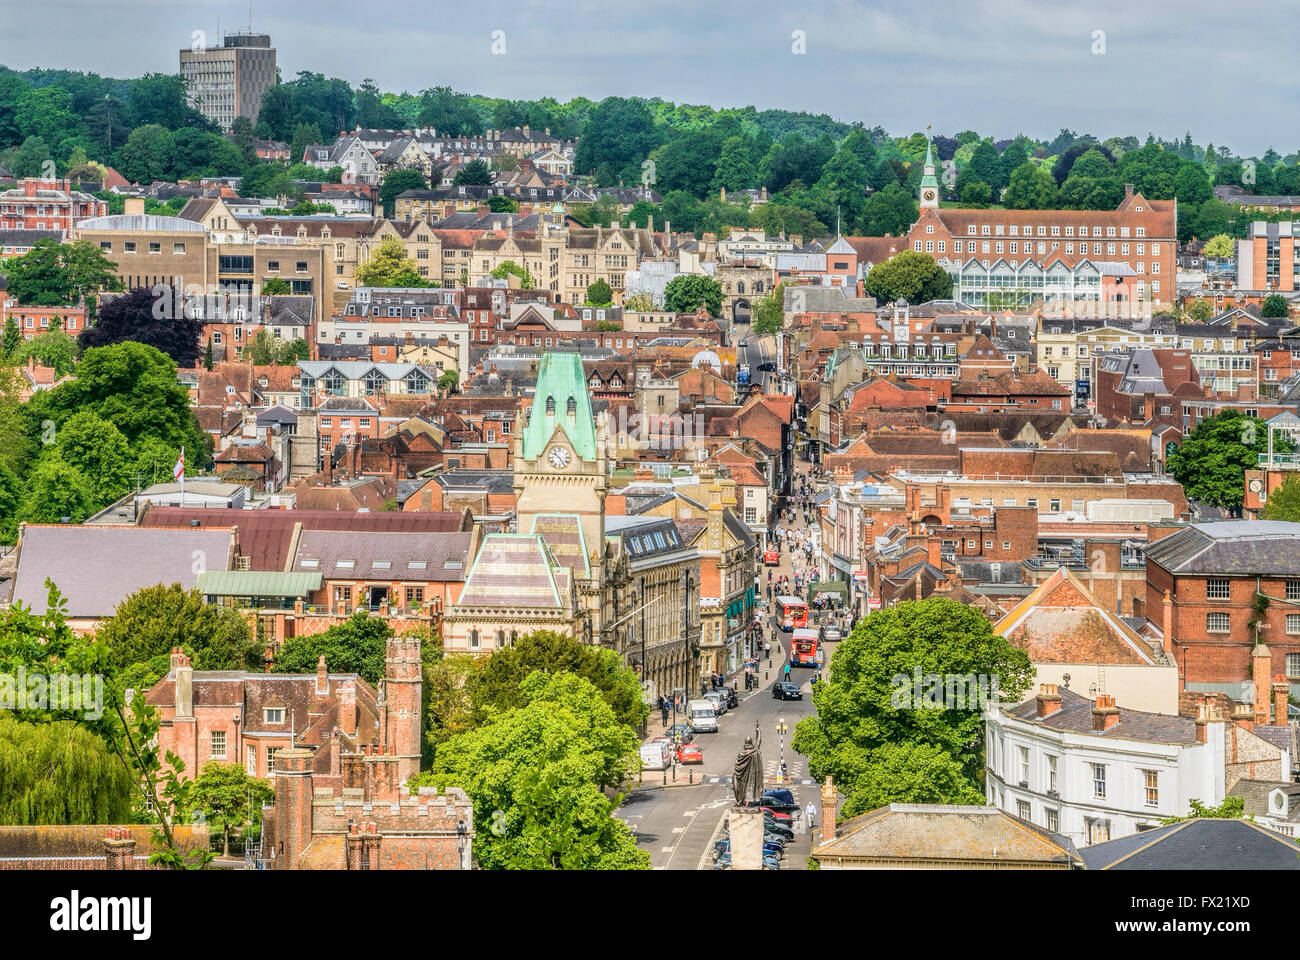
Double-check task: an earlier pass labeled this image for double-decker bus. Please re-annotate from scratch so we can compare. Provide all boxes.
[789,628,822,667]
[775,595,808,631]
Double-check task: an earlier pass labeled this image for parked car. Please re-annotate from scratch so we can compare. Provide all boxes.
[687,699,718,733]
[772,681,803,701]
[737,338,748,349]
[675,743,703,764]
[763,817,794,840]
[717,686,738,708]
[665,723,694,743]
[760,806,794,823]
[714,850,781,870]
[756,361,776,372]
[703,690,728,715]
[822,623,842,642]
[762,788,798,811]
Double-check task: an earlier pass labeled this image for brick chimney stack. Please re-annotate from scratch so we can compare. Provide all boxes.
[820,777,837,847]
[1273,676,1290,727]
[172,647,193,719]
[1253,643,1272,727]
[272,748,314,870]
[1036,683,1062,718]
[316,655,329,696]
[1091,693,1120,731]
[338,679,357,737]
[104,827,136,870]
[1161,589,1173,655]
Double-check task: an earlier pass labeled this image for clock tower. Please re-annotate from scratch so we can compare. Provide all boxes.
[513,351,609,631]
[919,134,940,210]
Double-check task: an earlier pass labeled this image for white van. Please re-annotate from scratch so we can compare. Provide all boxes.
[640,739,673,770]
[688,699,718,733]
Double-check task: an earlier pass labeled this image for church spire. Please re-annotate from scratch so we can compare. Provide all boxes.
[919,124,939,209]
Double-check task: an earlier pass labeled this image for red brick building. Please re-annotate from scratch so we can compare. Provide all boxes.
[0,177,106,231]
[1144,521,1300,691]
[0,302,87,339]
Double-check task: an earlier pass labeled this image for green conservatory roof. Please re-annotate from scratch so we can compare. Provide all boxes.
[195,570,322,598]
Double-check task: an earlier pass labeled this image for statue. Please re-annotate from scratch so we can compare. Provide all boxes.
[732,725,764,805]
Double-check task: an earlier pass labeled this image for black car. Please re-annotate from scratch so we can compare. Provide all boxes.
[772,681,803,701]
[717,686,738,708]
[756,362,776,372]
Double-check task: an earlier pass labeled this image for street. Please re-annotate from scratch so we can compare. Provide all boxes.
[617,458,836,870]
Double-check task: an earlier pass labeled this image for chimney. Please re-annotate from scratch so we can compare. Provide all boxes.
[1161,589,1173,654]
[338,679,357,736]
[316,655,329,696]
[1230,700,1254,733]
[1274,676,1290,727]
[1253,643,1272,727]
[1036,683,1063,718]
[1091,693,1120,731]
[173,647,193,718]
[103,827,136,870]
[124,197,145,217]
[1124,183,1134,200]
[820,777,837,847]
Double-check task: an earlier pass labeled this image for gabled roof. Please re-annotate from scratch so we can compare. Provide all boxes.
[1079,819,1300,870]
[1144,521,1300,576]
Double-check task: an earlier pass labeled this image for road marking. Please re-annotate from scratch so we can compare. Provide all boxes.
[672,827,685,834]
[660,846,675,853]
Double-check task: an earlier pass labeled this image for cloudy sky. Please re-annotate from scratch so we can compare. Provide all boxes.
[4,0,1296,155]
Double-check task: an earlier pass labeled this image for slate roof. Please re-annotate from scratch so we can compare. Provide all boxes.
[456,533,565,609]
[1006,686,1197,745]
[1079,819,1300,870]
[1144,521,1300,576]
[292,530,471,582]
[11,525,235,617]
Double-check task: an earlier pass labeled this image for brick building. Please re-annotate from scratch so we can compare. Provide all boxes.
[0,177,105,231]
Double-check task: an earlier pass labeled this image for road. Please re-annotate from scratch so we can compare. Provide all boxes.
[739,334,778,394]
[617,476,837,870]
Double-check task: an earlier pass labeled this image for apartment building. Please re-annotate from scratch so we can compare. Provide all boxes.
[0,177,105,231]
[179,32,277,129]
[1236,221,1299,291]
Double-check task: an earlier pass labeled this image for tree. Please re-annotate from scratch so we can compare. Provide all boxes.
[452,159,491,186]
[97,583,264,683]
[114,124,176,184]
[663,274,723,317]
[80,287,202,368]
[574,97,659,184]
[490,260,534,289]
[1160,796,1245,824]
[438,368,460,394]
[0,716,134,824]
[18,455,95,524]
[185,762,274,858]
[712,135,758,193]
[11,330,77,376]
[4,238,121,306]
[1167,410,1293,512]
[410,670,649,870]
[469,629,647,731]
[422,652,480,765]
[51,409,132,507]
[863,250,953,304]
[792,597,1034,812]
[1202,234,1235,259]
[272,611,393,684]
[585,279,613,307]
[958,180,992,206]
[750,282,786,336]
[859,181,918,236]
[12,135,52,178]
[1261,475,1300,522]
[277,338,310,364]
[1002,162,1058,209]
[260,278,291,296]
[357,236,427,288]
[377,167,427,218]
[488,195,518,213]
[1186,297,1213,323]
[1261,294,1290,319]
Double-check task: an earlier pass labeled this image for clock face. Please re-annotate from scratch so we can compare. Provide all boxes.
[923,189,936,201]
[548,446,572,469]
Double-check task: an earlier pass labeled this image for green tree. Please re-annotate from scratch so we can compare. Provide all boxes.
[1186,297,1213,323]
[585,278,613,307]
[863,250,953,304]
[437,368,460,394]
[490,260,534,289]
[1167,410,1293,512]
[260,278,291,296]
[52,409,132,506]
[378,167,428,218]
[1160,796,1245,824]
[0,716,134,824]
[750,282,786,336]
[97,583,264,682]
[12,135,52,178]
[1202,234,1235,259]
[410,670,649,870]
[1002,162,1058,209]
[2,317,21,359]
[859,181,918,236]
[277,338,310,364]
[452,159,492,186]
[272,611,393,684]
[5,238,121,306]
[357,236,427,288]
[712,135,758,193]
[115,124,176,185]
[469,629,647,730]
[574,97,659,184]
[1261,294,1290,319]
[185,762,274,858]
[422,651,480,765]
[1260,474,1300,522]
[18,455,95,524]
[11,329,77,376]
[663,274,724,317]
[488,194,518,213]
[958,180,992,206]
[792,596,1034,811]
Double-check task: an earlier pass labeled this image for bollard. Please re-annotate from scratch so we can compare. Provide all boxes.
[663,769,667,786]
[689,771,694,784]
[765,670,769,680]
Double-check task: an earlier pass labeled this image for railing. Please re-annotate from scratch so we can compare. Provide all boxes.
[1259,453,1300,467]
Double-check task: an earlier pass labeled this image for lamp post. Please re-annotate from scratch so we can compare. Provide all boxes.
[775,718,788,783]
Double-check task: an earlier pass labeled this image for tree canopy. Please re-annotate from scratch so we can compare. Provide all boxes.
[1167,410,1293,512]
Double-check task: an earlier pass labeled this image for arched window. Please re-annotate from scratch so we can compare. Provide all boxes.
[496,629,506,647]
[469,628,480,649]
[545,395,556,414]
[566,396,576,415]
[736,281,745,295]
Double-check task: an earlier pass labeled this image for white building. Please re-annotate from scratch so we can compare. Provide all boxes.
[984,684,1226,847]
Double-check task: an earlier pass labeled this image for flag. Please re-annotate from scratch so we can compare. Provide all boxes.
[173,449,185,481]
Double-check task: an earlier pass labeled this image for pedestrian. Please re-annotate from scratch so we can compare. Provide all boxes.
[805,801,817,830]
[701,680,708,698]
[783,662,791,680]
[764,641,771,657]
[661,701,670,727]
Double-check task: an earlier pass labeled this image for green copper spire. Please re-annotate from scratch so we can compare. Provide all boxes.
[920,135,939,189]
[521,351,598,462]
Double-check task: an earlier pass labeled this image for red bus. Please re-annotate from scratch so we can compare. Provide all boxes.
[790,628,821,667]
[776,596,808,631]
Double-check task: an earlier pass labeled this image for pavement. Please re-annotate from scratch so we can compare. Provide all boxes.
[616,452,837,870]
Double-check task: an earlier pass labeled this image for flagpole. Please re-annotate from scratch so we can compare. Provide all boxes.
[179,446,185,508]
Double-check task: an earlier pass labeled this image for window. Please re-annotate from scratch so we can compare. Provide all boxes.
[1288,652,1300,676]
[264,708,285,724]
[1092,763,1107,799]
[1017,799,1032,820]
[1143,769,1159,807]
[1207,612,1231,633]
[1026,498,1038,509]
[1045,808,1059,833]
[148,242,161,254]
[1050,499,1061,512]
[1286,581,1300,602]
[1207,578,1230,600]
[405,587,425,606]
[123,241,136,253]
[210,730,227,760]
[1046,755,1057,793]
[246,744,256,775]
[1286,614,1300,636]
[266,746,281,772]
[1087,819,1110,845]
[1018,746,1030,785]
[173,242,186,254]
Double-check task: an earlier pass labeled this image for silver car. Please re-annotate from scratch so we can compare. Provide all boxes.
[703,690,728,715]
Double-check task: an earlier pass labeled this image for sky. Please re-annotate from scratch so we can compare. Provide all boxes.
[2,0,1297,156]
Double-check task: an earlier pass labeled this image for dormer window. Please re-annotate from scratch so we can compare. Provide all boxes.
[264,708,285,724]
